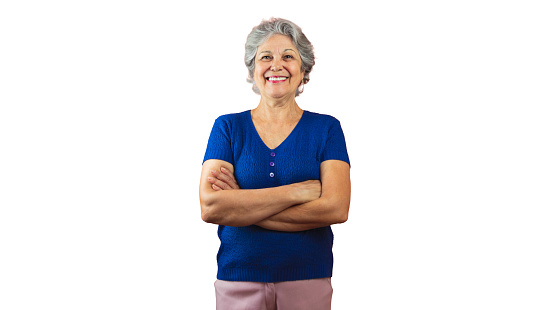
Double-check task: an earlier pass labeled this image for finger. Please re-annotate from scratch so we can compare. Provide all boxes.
[212,184,223,191]
[210,170,233,187]
[211,169,231,182]
[208,176,233,190]
[211,169,237,189]
[207,176,226,188]
[219,167,240,189]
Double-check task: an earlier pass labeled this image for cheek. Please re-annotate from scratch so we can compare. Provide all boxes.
[289,64,302,75]
[255,62,268,72]
[254,67,266,80]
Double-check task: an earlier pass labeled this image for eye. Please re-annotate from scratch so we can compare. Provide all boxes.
[261,55,272,60]
[283,55,294,59]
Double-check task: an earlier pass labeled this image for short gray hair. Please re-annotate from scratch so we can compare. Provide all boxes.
[245,18,315,96]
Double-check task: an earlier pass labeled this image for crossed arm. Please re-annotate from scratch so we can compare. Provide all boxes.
[199,159,351,232]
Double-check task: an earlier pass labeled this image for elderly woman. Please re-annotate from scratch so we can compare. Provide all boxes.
[199,18,351,310]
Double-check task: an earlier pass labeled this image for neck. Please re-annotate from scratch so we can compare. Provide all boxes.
[253,96,302,122]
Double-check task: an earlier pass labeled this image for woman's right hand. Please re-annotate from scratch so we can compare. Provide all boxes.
[294,180,322,203]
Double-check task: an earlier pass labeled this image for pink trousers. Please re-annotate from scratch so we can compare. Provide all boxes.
[214,278,333,310]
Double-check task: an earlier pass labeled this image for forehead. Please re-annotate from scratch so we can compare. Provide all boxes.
[257,34,298,53]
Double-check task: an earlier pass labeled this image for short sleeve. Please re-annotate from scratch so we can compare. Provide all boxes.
[202,116,234,165]
[321,119,350,166]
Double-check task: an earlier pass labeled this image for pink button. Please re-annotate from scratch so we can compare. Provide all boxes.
[270,162,275,167]
[269,172,275,178]
[270,152,276,157]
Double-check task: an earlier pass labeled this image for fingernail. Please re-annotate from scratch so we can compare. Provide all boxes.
[208,177,214,181]
[221,167,226,172]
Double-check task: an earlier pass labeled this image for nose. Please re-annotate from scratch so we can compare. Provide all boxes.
[270,58,282,71]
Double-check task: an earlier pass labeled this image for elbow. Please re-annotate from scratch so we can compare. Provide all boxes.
[339,212,349,224]
[199,191,253,227]
[335,210,349,224]
[200,190,227,224]
[200,202,214,223]
[200,199,244,226]
[332,201,350,224]
[200,203,225,224]
[322,194,350,225]
[200,206,212,223]
[200,193,220,224]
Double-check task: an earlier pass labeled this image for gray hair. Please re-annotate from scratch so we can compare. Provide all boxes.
[245,18,315,96]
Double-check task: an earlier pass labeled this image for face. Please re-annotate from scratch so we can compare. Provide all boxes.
[253,34,304,99]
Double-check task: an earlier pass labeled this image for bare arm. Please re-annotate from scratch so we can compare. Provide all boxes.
[210,160,351,232]
[255,160,351,231]
[199,159,321,227]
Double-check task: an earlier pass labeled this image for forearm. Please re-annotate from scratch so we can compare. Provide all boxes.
[257,160,352,232]
[255,220,328,232]
[200,184,304,227]
[255,196,349,231]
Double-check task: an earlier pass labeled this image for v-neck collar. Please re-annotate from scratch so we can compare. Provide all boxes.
[246,110,306,151]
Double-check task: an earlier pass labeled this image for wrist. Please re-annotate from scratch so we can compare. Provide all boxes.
[286,181,315,205]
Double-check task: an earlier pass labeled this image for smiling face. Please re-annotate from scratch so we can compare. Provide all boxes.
[253,34,304,100]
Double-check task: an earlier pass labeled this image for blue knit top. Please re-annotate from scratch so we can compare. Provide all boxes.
[203,110,350,282]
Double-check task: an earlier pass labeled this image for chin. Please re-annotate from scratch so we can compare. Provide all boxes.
[264,88,295,99]
[267,92,293,99]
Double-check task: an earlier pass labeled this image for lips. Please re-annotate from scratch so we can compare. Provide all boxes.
[266,76,288,83]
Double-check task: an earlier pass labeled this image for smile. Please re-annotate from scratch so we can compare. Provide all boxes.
[266,76,288,83]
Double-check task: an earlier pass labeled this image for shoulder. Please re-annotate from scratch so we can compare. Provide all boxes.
[212,110,250,128]
[304,110,341,123]
[302,111,343,131]
[215,110,250,123]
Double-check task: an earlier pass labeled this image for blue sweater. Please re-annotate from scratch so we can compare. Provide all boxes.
[203,110,350,282]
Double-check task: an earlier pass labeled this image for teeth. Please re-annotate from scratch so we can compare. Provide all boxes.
[268,77,288,81]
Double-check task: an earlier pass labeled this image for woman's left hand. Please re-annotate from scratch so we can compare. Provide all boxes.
[208,167,240,191]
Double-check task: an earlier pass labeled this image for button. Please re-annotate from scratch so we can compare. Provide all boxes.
[270,162,275,167]
[269,172,275,178]
[270,152,276,157]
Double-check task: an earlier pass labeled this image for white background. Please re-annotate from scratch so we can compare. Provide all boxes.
[1,0,556,309]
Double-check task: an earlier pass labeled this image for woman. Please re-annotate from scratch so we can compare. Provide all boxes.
[199,18,351,310]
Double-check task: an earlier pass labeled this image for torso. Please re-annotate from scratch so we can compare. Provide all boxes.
[207,110,341,282]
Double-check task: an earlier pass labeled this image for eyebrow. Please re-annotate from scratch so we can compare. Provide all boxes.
[258,49,296,55]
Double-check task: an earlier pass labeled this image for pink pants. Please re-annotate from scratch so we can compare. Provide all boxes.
[214,278,333,310]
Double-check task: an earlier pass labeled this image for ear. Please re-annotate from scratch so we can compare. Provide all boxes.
[300,70,307,84]
[297,80,305,95]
